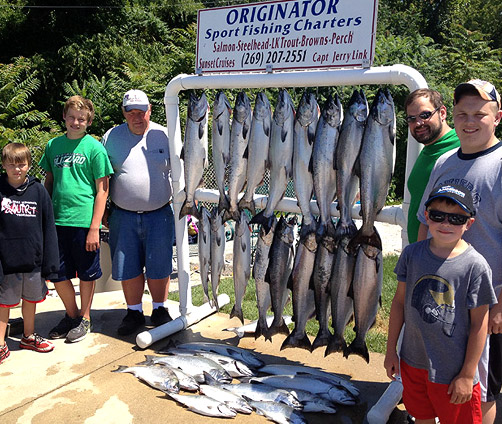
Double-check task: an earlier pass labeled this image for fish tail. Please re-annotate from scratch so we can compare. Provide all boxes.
[281,331,312,351]
[348,227,382,253]
[218,193,230,214]
[334,220,358,243]
[325,335,347,356]
[237,197,256,216]
[299,220,317,239]
[254,319,271,341]
[267,320,290,338]
[312,329,331,350]
[344,338,370,363]
[230,305,244,325]
[179,200,200,220]
[250,212,275,234]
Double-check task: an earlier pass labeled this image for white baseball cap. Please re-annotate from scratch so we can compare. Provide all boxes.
[122,89,150,112]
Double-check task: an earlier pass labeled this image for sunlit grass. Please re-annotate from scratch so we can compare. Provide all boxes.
[168,254,399,354]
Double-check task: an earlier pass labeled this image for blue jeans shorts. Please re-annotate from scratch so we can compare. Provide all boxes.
[52,226,102,283]
[108,203,174,281]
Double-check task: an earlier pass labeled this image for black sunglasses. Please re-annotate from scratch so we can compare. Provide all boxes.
[427,209,471,226]
[405,107,440,123]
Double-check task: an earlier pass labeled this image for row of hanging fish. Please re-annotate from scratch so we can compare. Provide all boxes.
[113,341,360,422]
[180,87,396,363]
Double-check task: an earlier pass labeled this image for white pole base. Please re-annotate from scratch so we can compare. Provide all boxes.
[367,378,403,424]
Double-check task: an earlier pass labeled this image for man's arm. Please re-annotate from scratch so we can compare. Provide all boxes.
[488,292,502,335]
[417,222,429,242]
[44,171,54,197]
[86,176,109,252]
[384,281,406,380]
[448,304,489,404]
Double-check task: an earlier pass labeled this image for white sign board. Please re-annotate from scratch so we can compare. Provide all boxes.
[196,0,378,74]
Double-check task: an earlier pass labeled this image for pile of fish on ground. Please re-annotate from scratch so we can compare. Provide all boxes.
[179,88,396,363]
[113,341,360,422]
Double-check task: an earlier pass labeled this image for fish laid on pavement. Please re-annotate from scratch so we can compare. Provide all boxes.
[326,234,356,356]
[231,211,251,324]
[204,372,302,410]
[250,375,357,405]
[142,354,232,384]
[199,384,253,414]
[245,398,307,424]
[166,392,237,418]
[289,389,338,414]
[313,93,343,240]
[344,241,383,363]
[225,91,252,222]
[334,89,368,241]
[167,366,200,392]
[253,218,277,340]
[112,364,179,393]
[350,88,395,251]
[197,206,211,304]
[210,208,226,310]
[176,341,265,369]
[179,91,209,220]
[265,215,297,339]
[239,92,272,215]
[212,91,232,212]
[250,89,295,234]
[223,315,293,338]
[293,90,319,238]
[160,347,255,378]
[312,220,336,350]
[258,363,360,398]
[281,229,317,351]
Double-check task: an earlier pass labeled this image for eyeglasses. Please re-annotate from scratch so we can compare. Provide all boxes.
[405,107,440,123]
[427,209,471,226]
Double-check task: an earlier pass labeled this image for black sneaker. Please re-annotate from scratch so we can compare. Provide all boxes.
[66,317,92,343]
[117,309,145,336]
[151,306,173,327]
[49,314,78,339]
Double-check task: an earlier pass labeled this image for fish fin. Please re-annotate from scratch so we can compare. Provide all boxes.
[264,118,271,137]
[268,319,290,338]
[334,219,358,243]
[243,119,250,140]
[312,329,332,350]
[281,331,312,351]
[307,124,316,146]
[180,147,185,161]
[157,339,177,354]
[243,145,249,159]
[217,119,224,136]
[325,335,347,356]
[237,197,256,216]
[286,272,293,291]
[281,127,288,142]
[344,337,370,363]
[249,211,274,234]
[254,319,269,340]
[179,199,199,220]
[198,121,205,140]
[218,194,230,216]
[230,305,244,325]
[112,365,129,373]
[347,227,382,253]
[203,371,219,385]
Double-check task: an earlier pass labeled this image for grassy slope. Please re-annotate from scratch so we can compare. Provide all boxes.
[168,254,399,354]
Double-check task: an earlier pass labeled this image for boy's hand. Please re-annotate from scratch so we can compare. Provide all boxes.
[384,351,400,380]
[447,375,473,404]
[86,228,100,251]
[488,302,502,334]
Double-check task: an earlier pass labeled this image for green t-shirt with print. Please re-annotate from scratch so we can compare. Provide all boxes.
[407,129,460,243]
[39,134,113,227]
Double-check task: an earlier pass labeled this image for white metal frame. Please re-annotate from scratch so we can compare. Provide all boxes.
[164,64,427,316]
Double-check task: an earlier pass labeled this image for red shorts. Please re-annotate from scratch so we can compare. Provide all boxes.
[400,360,482,424]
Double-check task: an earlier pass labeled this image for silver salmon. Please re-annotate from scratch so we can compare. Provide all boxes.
[112,364,179,393]
[197,206,211,304]
[210,208,226,310]
[179,91,209,220]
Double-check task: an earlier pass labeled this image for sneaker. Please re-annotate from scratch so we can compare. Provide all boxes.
[20,333,54,352]
[151,306,173,327]
[66,317,91,343]
[49,314,78,339]
[0,343,10,363]
[117,309,145,336]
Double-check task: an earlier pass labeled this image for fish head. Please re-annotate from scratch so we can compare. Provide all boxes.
[322,94,343,128]
[213,91,231,120]
[273,89,294,125]
[348,89,369,123]
[188,92,209,122]
[234,91,252,123]
[296,91,319,127]
[253,92,271,121]
[371,88,395,126]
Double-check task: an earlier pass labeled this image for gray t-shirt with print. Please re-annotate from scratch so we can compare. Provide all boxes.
[395,240,496,385]
[417,143,502,294]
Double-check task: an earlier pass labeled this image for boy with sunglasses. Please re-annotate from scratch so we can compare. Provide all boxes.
[417,80,502,423]
[386,184,496,424]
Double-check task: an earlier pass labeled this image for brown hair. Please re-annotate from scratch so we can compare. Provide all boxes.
[2,143,32,166]
[404,89,444,112]
[63,95,95,122]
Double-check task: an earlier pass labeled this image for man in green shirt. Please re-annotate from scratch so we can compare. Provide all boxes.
[405,89,460,243]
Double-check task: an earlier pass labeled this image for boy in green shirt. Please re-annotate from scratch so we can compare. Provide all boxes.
[39,96,113,343]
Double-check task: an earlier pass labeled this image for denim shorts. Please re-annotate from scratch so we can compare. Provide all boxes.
[52,226,102,283]
[108,203,174,281]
